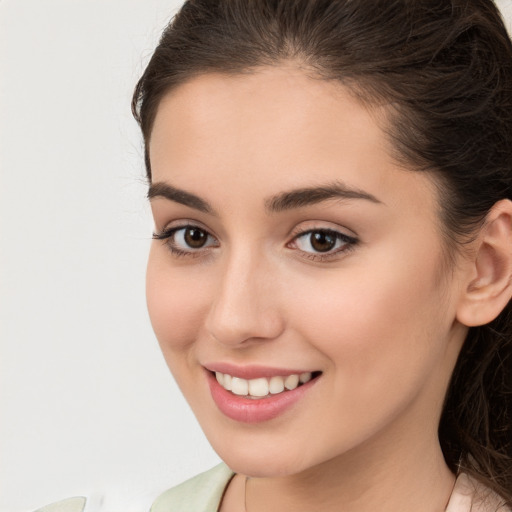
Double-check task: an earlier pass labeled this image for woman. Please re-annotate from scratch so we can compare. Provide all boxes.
[132,0,512,510]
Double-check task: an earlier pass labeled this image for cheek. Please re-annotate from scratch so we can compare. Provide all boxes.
[146,246,211,357]
[286,241,453,401]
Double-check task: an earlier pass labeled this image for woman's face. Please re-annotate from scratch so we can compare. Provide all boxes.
[146,67,469,477]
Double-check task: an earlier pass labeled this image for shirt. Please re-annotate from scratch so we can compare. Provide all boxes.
[33,463,510,512]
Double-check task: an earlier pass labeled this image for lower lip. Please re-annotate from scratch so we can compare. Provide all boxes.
[206,371,319,423]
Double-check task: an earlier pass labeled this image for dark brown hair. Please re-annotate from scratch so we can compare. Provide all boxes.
[132,0,512,504]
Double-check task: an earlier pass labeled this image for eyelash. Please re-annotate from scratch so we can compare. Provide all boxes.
[287,228,358,261]
[152,224,219,259]
[152,224,359,262]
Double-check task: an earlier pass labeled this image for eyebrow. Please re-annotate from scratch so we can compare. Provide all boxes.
[148,182,215,214]
[265,181,382,212]
[147,179,382,214]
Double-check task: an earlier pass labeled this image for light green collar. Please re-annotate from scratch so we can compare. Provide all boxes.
[150,463,235,512]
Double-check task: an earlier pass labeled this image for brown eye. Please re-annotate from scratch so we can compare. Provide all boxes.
[292,228,357,257]
[309,231,337,252]
[184,227,208,248]
[153,225,218,255]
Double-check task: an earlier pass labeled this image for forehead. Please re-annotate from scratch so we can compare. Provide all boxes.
[148,66,437,218]
[150,66,385,150]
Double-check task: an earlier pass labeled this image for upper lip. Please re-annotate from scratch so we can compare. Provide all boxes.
[204,362,317,380]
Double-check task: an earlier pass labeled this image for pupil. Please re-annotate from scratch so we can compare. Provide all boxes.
[311,231,335,252]
[185,228,207,248]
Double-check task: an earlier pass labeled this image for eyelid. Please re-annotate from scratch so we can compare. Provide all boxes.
[152,222,219,258]
[154,217,215,235]
[287,223,359,261]
[152,223,217,242]
[288,221,357,240]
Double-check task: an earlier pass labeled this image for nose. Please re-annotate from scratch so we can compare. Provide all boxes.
[204,249,285,347]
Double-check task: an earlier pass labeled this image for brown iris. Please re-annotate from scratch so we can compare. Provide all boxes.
[184,227,208,248]
[310,231,337,252]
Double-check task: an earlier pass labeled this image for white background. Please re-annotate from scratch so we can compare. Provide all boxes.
[1,1,511,511]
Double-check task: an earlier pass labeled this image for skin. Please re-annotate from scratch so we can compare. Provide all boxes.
[146,66,475,511]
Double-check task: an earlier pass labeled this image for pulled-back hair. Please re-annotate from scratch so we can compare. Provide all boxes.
[132,0,512,504]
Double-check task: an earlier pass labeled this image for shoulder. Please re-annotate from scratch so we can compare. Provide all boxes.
[150,463,235,512]
[446,473,510,512]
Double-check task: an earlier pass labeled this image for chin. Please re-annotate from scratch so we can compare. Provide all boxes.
[202,425,321,477]
[219,448,309,478]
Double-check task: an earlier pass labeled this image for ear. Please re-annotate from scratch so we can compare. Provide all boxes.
[456,199,512,327]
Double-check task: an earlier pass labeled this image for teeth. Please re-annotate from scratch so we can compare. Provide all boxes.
[214,371,316,397]
[299,372,312,384]
[248,378,269,397]
[269,376,285,394]
[284,374,299,390]
[223,373,232,391]
[231,377,249,396]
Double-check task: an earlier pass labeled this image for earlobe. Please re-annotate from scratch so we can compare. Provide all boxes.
[456,199,512,327]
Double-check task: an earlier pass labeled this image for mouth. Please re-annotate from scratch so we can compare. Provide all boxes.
[204,366,322,423]
[212,370,322,399]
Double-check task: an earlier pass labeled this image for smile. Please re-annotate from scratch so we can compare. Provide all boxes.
[215,371,314,399]
[206,367,322,423]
